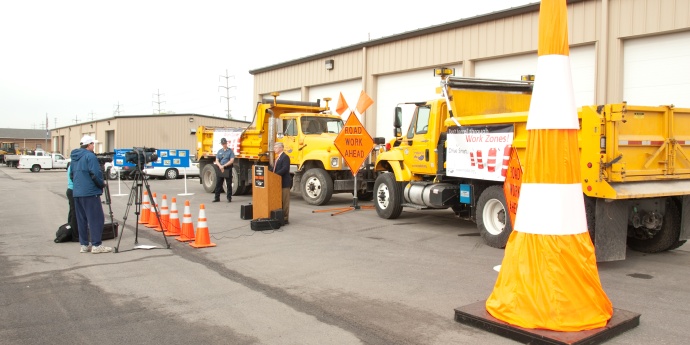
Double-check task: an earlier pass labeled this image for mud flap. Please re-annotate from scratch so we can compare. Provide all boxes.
[681,196,690,241]
[595,199,629,262]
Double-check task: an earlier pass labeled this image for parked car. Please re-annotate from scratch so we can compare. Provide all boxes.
[143,159,200,180]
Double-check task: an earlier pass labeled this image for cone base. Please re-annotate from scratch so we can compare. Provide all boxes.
[454,301,639,345]
[189,242,216,248]
[164,230,181,236]
[175,236,194,242]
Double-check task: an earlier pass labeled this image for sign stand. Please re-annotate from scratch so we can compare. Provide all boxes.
[112,168,128,196]
[312,174,375,216]
[178,169,194,196]
[312,106,375,216]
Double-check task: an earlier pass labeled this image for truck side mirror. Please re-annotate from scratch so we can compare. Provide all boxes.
[394,107,403,128]
[394,128,402,138]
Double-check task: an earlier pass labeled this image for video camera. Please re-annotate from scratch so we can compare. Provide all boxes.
[124,147,158,169]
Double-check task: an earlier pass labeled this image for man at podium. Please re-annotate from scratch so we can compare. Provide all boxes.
[271,143,292,224]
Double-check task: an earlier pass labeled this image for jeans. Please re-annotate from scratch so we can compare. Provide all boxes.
[75,195,105,246]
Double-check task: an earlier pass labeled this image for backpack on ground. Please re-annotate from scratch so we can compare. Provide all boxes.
[54,223,73,243]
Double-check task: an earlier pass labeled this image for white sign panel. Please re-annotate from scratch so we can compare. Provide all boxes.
[447,124,514,182]
[212,130,243,155]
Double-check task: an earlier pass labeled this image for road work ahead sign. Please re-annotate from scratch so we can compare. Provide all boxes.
[334,112,374,175]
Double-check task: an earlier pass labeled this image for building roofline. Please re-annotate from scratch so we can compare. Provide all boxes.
[249,0,586,75]
[52,113,250,130]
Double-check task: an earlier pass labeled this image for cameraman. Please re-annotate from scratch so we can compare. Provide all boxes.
[70,135,111,254]
[213,137,235,203]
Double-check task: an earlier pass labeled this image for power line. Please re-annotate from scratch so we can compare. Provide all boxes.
[219,69,236,119]
[113,102,123,116]
[153,89,166,114]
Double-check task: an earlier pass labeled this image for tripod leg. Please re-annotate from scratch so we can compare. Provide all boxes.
[142,172,171,249]
[115,175,140,252]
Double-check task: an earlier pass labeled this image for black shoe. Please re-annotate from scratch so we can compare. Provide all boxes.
[212,198,220,203]
[227,199,232,203]
[283,220,289,225]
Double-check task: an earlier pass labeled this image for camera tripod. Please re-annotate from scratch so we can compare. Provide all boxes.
[114,166,171,253]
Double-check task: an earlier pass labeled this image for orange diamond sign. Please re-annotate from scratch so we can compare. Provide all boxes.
[334,112,374,175]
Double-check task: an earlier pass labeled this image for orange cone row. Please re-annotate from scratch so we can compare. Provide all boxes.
[137,190,216,249]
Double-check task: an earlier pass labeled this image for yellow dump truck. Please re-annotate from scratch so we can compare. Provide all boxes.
[197,96,381,205]
[373,70,690,261]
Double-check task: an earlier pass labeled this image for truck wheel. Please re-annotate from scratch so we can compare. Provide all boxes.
[373,173,403,219]
[107,169,119,180]
[477,185,512,249]
[201,164,217,193]
[31,164,41,172]
[165,168,179,180]
[301,168,333,205]
[627,198,681,253]
[231,165,250,195]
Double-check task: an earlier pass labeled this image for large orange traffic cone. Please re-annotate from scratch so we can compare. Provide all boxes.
[155,194,170,232]
[164,197,181,236]
[176,200,195,242]
[485,0,612,331]
[190,204,216,248]
[146,193,161,229]
[138,191,150,224]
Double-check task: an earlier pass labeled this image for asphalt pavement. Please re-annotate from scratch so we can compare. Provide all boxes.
[1,165,689,345]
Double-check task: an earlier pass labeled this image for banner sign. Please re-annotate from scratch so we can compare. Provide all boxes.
[151,149,190,168]
[446,124,514,181]
[254,165,265,188]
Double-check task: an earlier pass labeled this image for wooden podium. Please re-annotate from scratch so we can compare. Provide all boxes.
[252,165,282,219]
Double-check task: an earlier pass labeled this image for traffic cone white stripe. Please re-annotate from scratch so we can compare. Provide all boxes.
[513,183,587,235]
[527,55,579,130]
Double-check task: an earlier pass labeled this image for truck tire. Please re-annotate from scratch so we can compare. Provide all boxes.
[373,173,404,219]
[201,164,217,193]
[627,198,681,253]
[165,168,179,180]
[107,168,119,180]
[301,168,333,205]
[232,165,250,195]
[31,164,41,172]
[477,185,512,249]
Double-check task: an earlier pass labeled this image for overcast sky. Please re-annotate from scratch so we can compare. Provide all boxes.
[0,0,536,130]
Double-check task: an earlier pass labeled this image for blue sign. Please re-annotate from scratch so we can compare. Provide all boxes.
[151,149,190,168]
[113,149,136,167]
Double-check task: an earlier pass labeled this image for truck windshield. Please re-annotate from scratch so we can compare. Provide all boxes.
[301,117,343,135]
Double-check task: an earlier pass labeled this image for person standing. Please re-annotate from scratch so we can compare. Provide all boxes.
[70,135,111,254]
[66,164,79,242]
[213,137,235,203]
[272,142,292,224]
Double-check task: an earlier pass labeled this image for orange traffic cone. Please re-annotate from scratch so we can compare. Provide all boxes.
[146,193,161,229]
[176,200,195,242]
[155,194,170,232]
[485,0,612,331]
[138,191,150,224]
[190,204,216,248]
[164,197,181,236]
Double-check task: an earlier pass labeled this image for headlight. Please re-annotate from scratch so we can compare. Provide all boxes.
[330,157,339,168]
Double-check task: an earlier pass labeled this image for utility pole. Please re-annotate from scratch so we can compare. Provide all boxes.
[73,115,80,124]
[113,102,123,116]
[219,70,236,119]
[152,89,165,114]
[89,111,95,121]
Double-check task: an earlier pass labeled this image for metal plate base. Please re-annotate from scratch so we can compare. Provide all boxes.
[454,301,640,345]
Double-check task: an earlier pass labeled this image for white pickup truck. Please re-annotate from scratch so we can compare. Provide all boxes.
[18,153,70,172]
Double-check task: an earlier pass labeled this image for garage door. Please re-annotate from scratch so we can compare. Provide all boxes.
[475,45,595,107]
[263,89,301,102]
[309,79,362,117]
[623,31,690,107]
[376,64,463,140]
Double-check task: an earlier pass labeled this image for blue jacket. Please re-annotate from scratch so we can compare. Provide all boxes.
[70,148,104,197]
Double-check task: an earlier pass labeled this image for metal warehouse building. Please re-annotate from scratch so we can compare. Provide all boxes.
[249,0,690,140]
[50,114,248,155]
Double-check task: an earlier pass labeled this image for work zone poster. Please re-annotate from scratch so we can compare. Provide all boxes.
[446,124,514,182]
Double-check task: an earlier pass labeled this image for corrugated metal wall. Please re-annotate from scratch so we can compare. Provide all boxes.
[52,115,247,156]
[252,0,690,131]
